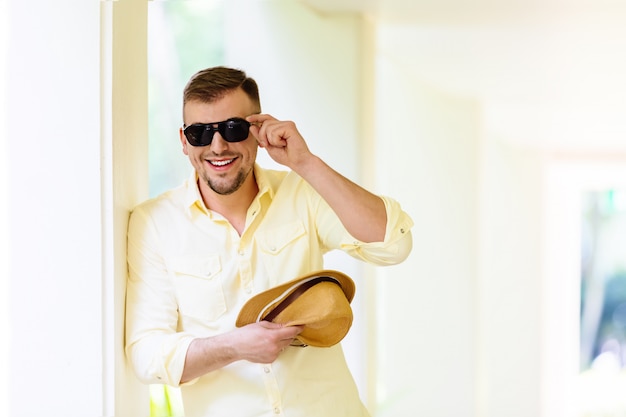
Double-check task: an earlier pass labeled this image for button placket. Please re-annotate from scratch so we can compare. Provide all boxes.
[260,364,282,416]
[236,233,255,294]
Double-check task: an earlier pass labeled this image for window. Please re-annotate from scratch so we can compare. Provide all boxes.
[579,189,626,416]
[149,0,224,197]
[543,161,626,417]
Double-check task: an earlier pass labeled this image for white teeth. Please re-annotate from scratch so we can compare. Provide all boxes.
[210,159,234,166]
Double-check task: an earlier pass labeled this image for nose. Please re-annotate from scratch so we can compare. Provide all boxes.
[210,132,229,154]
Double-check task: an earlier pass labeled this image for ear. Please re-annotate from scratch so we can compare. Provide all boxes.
[179,127,189,155]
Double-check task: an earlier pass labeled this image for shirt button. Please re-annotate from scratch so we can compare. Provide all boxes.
[246,288,252,294]
[274,407,281,414]
[400,228,406,234]
[238,250,244,256]
[264,366,270,373]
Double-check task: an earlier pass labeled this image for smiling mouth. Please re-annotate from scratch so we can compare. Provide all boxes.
[208,158,235,167]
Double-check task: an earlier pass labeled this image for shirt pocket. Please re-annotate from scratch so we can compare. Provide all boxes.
[258,220,307,256]
[169,255,226,322]
[257,221,310,283]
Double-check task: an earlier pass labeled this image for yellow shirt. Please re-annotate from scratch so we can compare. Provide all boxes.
[126,165,413,417]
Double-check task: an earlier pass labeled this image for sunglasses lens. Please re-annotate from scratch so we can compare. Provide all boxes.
[221,118,250,142]
[184,125,214,147]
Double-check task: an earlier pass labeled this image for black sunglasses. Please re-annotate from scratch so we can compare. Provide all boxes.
[183,117,251,147]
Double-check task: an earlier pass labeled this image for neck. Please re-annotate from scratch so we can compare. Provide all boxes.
[199,173,258,235]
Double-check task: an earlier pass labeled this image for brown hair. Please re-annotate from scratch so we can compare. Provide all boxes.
[183,66,261,112]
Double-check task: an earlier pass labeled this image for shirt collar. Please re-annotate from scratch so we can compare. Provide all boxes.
[253,164,275,201]
[183,169,207,217]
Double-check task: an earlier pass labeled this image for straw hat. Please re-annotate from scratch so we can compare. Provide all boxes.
[235,270,355,347]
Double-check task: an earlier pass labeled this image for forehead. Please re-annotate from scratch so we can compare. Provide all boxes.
[183,88,256,124]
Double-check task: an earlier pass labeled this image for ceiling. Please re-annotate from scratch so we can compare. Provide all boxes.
[301,0,625,23]
[300,0,626,150]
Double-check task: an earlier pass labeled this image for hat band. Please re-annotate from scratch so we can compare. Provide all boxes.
[261,276,339,323]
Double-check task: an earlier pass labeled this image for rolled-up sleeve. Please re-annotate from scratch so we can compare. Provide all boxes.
[125,207,194,386]
[319,195,413,265]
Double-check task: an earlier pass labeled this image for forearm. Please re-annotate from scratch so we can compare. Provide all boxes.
[180,335,238,384]
[180,322,303,384]
[294,155,387,243]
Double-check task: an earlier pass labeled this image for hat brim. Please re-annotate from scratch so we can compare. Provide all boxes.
[235,269,355,331]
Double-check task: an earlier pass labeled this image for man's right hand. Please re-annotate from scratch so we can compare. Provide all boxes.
[233,321,304,363]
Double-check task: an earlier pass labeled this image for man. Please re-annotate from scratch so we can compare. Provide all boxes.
[126,66,413,416]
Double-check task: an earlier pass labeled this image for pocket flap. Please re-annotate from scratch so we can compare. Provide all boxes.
[168,255,222,280]
[258,221,306,255]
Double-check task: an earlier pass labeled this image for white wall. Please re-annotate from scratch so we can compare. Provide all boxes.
[372,54,479,417]
[369,6,626,417]
[477,135,544,417]
[6,0,105,415]
[0,0,9,415]
[5,0,146,416]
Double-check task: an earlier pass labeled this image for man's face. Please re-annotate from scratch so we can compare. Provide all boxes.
[180,88,259,196]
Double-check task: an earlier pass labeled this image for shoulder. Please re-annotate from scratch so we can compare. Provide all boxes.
[131,182,188,219]
[255,165,307,192]
[255,165,287,185]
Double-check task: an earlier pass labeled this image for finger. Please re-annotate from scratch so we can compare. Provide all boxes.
[278,325,304,340]
[248,117,279,148]
[246,113,274,122]
[263,123,289,148]
[248,124,263,147]
[257,321,302,334]
[257,320,284,330]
